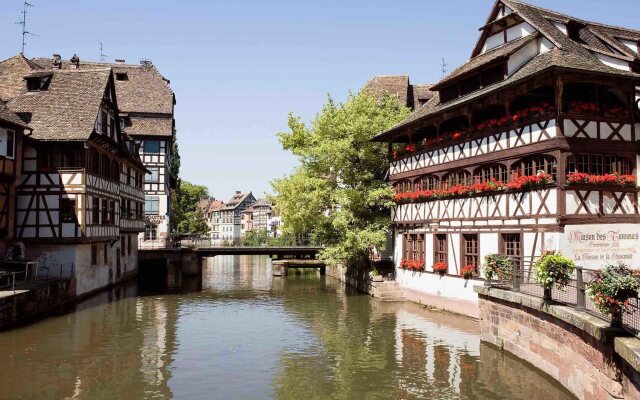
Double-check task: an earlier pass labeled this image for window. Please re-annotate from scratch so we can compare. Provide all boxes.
[501,233,522,266]
[474,164,507,183]
[434,234,448,264]
[416,175,439,191]
[145,224,158,241]
[102,199,109,225]
[145,167,159,183]
[91,245,98,265]
[145,196,159,215]
[92,197,100,224]
[462,234,479,267]
[121,236,126,255]
[109,201,116,225]
[104,243,108,264]
[567,154,632,175]
[6,130,14,158]
[443,170,472,188]
[115,73,128,81]
[128,235,132,255]
[394,180,412,193]
[403,234,424,261]
[60,199,77,223]
[511,156,557,179]
[127,166,131,185]
[143,140,160,154]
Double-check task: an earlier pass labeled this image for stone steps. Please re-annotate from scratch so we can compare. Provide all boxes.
[370,281,405,302]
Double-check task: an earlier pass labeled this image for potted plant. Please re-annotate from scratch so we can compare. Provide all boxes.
[587,264,640,328]
[533,251,576,300]
[482,254,513,286]
[433,262,447,276]
[370,268,383,282]
[461,265,478,280]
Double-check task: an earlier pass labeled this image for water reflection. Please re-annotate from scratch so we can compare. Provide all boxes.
[0,255,575,400]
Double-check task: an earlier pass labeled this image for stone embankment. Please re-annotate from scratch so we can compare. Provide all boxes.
[475,286,640,400]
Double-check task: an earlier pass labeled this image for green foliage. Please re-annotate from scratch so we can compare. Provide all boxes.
[533,251,576,290]
[169,128,181,187]
[272,90,410,268]
[588,264,640,316]
[482,254,513,281]
[171,181,209,238]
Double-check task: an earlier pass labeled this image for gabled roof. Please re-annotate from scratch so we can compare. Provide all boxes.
[0,54,41,102]
[31,58,175,116]
[373,0,640,141]
[0,102,30,129]
[363,75,433,110]
[7,68,112,141]
[221,192,254,211]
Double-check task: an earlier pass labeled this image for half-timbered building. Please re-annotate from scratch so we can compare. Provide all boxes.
[0,57,146,295]
[0,104,29,256]
[29,56,176,249]
[373,0,640,316]
[220,192,256,243]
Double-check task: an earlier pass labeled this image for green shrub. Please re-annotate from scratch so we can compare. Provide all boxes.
[587,264,640,316]
[533,252,576,290]
[482,254,513,281]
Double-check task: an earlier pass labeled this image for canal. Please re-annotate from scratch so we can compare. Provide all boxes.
[0,256,575,400]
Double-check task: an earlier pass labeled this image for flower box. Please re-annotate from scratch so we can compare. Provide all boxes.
[567,172,636,188]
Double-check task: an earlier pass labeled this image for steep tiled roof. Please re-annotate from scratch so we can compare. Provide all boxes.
[127,116,173,137]
[221,192,254,210]
[0,55,39,102]
[374,0,640,141]
[363,76,434,110]
[7,69,111,140]
[0,102,30,129]
[31,58,175,115]
[433,34,538,90]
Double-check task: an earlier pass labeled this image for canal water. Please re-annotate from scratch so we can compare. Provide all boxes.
[0,256,575,400]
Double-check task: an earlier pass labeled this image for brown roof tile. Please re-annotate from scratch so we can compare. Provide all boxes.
[126,116,173,137]
[0,55,37,102]
[7,69,111,141]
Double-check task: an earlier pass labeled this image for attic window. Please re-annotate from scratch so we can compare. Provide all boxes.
[115,73,128,81]
[26,76,51,92]
[567,21,586,44]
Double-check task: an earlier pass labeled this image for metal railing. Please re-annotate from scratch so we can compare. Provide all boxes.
[181,234,322,249]
[485,259,640,336]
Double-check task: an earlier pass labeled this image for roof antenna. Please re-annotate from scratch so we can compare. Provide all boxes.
[16,1,37,55]
[99,41,107,62]
[441,57,449,77]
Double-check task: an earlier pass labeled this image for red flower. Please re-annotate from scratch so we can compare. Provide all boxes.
[433,262,448,275]
[461,265,477,280]
[567,172,636,188]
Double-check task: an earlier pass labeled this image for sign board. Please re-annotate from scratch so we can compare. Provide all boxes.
[145,215,166,225]
[560,224,640,270]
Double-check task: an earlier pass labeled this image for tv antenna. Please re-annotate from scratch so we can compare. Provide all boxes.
[16,1,37,55]
[99,41,107,62]
[441,57,449,76]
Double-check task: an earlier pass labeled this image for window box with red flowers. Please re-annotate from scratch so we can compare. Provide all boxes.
[393,179,506,205]
[505,173,554,191]
[567,172,637,188]
[400,258,425,272]
[461,265,478,280]
[433,262,448,276]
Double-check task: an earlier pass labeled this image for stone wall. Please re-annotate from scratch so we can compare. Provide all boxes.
[0,280,73,330]
[476,287,640,399]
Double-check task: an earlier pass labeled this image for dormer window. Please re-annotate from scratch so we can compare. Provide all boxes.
[25,74,52,92]
[115,73,128,81]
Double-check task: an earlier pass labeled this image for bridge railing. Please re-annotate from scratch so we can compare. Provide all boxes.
[180,234,322,249]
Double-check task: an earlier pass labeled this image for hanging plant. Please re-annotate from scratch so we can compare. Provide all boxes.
[587,264,640,325]
[533,251,576,291]
[482,254,513,281]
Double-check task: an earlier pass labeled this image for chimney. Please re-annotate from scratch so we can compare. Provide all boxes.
[70,54,80,69]
[235,191,241,194]
[52,54,62,69]
[115,59,125,64]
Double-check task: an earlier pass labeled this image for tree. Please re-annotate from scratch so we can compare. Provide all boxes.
[272,90,410,268]
[171,181,209,238]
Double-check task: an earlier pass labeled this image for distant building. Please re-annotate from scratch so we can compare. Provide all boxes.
[220,192,256,242]
[362,76,433,110]
[198,197,223,237]
[210,203,224,244]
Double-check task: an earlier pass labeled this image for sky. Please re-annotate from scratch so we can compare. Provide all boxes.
[1,0,639,201]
